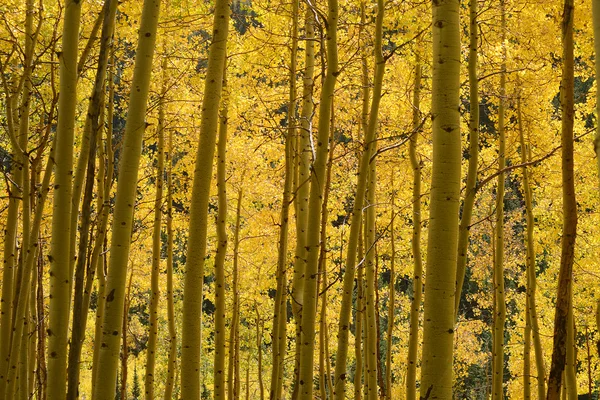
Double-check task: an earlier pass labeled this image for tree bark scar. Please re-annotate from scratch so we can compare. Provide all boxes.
[106,288,115,302]
[420,385,433,399]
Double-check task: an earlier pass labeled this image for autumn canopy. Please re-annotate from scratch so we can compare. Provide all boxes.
[2,0,600,399]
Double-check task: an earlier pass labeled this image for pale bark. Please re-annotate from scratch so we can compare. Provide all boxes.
[518,96,546,399]
[296,0,339,394]
[454,0,480,318]
[419,0,461,397]
[91,0,161,396]
[270,3,298,397]
[91,49,115,395]
[46,0,82,396]
[332,0,386,396]
[66,2,118,396]
[291,6,315,397]
[145,55,168,400]
[179,0,230,396]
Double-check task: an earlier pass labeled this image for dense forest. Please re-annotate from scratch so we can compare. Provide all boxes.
[1,0,599,398]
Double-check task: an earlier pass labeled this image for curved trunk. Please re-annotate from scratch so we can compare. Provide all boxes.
[91,0,161,396]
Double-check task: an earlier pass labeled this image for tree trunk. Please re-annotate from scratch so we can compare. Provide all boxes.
[269,2,298,397]
[524,297,531,400]
[164,122,177,400]
[385,182,395,400]
[66,2,118,397]
[45,0,81,397]
[419,0,461,397]
[91,0,161,396]
[179,0,230,396]
[492,4,507,398]
[291,6,315,398]
[454,0,480,319]
[517,95,546,399]
[228,189,243,400]
[405,51,423,400]
[144,55,168,400]
[213,63,229,400]
[546,1,576,398]
[296,0,340,394]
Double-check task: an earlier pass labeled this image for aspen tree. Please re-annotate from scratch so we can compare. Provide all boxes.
[270,2,298,396]
[364,4,387,395]
[405,52,423,400]
[332,0,386,397]
[213,63,229,400]
[524,297,532,399]
[145,55,168,400]
[492,3,507,398]
[255,308,265,400]
[228,188,243,400]
[419,0,461,397]
[364,146,378,400]
[593,3,600,387]
[354,6,370,397]
[120,271,134,400]
[2,0,38,394]
[179,0,230,396]
[37,251,47,400]
[595,0,600,183]
[46,0,82,396]
[546,0,576,398]
[291,6,315,395]
[92,49,116,394]
[565,290,577,398]
[454,0,479,317]
[318,105,336,400]
[164,125,177,400]
[66,2,118,396]
[354,231,365,400]
[518,95,546,399]
[385,180,395,400]
[296,0,340,394]
[91,0,161,396]
[0,8,39,363]
[3,141,54,399]
[234,191,242,400]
